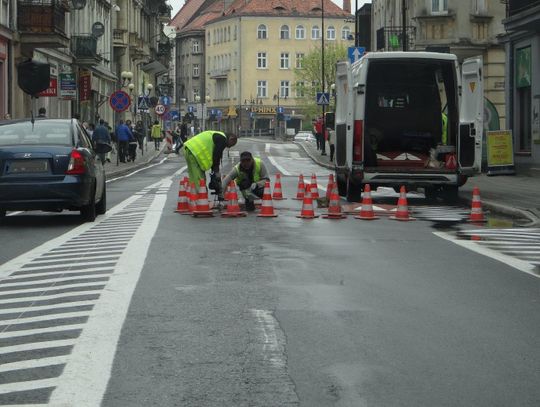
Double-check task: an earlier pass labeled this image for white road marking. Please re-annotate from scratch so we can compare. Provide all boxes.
[0,339,76,355]
[434,231,539,278]
[267,155,291,176]
[0,291,101,306]
[0,324,84,339]
[0,301,97,315]
[265,143,271,153]
[251,309,285,368]
[0,312,91,324]
[106,156,169,183]
[0,356,70,373]
[0,282,105,296]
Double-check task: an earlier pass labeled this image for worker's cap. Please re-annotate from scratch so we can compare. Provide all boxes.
[240,151,253,161]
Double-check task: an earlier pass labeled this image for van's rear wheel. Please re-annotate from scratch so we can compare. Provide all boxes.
[346,177,362,202]
[336,173,347,196]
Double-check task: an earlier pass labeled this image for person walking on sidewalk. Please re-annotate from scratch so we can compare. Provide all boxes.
[92,119,112,165]
[115,120,133,163]
[151,120,162,151]
[221,151,269,211]
[183,130,238,190]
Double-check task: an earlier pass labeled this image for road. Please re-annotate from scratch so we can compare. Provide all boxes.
[0,138,539,406]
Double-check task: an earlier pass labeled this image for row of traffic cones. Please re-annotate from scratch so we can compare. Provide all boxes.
[174,175,486,222]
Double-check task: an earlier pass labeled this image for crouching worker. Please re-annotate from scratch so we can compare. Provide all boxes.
[221,151,269,211]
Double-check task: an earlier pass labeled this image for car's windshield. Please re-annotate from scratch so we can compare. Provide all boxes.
[0,121,72,146]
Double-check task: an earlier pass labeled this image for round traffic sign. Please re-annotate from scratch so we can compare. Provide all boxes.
[155,104,166,115]
[109,90,131,113]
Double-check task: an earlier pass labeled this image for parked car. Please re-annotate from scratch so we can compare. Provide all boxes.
[294,131,316,142]
[0,118,107,222]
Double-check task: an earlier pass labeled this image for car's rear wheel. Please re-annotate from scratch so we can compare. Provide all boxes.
[96,181,107,215]
[81,184,97,222]
[346,177,362,202]
[336,172,347,197]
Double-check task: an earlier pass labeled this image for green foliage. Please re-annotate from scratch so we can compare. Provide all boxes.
[294,43,348,122]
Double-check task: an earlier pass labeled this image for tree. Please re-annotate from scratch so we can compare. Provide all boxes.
[294,44,348,128]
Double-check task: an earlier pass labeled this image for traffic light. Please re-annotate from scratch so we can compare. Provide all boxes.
[17,59,50,96]
[325,112,335,129]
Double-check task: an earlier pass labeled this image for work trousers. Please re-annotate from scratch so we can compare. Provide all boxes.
[183,148,206,186]
[118,141,128,162]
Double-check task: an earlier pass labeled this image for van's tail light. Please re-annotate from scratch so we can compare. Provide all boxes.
[66,149,86,175]
[353,120,363,162]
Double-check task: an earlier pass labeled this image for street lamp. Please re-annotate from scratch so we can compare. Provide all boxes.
[121,71,133,87]
[273,91,281,139]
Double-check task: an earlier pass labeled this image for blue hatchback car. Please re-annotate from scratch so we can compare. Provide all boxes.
[0,118,106,222]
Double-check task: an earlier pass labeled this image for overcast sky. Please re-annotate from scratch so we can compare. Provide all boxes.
[169,0,371,17]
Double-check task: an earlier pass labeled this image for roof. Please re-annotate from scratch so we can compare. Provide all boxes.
[169,0,207,30]
[222,0,352,18]
[181,1,224,32]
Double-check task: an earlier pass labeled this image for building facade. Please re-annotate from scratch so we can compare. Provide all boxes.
[372,0,507,133]
[501,0,540,166]
[0,0,15,119]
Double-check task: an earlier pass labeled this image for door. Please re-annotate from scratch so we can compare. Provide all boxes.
[459,56,483,173]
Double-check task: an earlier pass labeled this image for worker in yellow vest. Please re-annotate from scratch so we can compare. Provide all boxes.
[441,112,448,145]
[221,151,269,211]
[183,130,238,193]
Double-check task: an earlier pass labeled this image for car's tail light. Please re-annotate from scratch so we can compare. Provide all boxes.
[353,120,363,162]
[66,149,86,175]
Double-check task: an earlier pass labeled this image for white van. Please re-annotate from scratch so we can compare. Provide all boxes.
[334,52,483,202]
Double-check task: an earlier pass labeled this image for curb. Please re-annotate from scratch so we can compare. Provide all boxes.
[105,146,165,179]
[298,141,540,226]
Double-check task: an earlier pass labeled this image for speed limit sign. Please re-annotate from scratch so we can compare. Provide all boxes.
[155,104,166,115]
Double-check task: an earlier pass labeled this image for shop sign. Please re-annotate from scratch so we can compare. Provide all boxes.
[79,70,92,102]
[38,77,58,97]
[250,106,277,115]
[516,46,531,88]
[59,72,76,100]
[486,130,515,175]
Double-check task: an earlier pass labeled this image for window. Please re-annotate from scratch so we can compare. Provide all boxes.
[295,53,304,69]
[295,25,305,39]
[234,25,237,40]
[258,24,267,39]
[193,64,199,77]
[473,0,487,14]
[280,25,289,40]
[257,80,267,98]
[207,32,211,45]
[257,52,267,68]
[296,81,305,97]
[280,52,289,69]
[192,40,200,53]
[312,25,320,39]
[280,80,290,98]
[227,26,231,41]
[431,0,448,14]
[193,88,199,100]
[327,26,336,40]
[341,26,351,40]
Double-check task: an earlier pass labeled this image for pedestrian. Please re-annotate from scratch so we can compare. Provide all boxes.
[221,151,270,211]
[175,120,188,154]
[115,119,133,163]
[134,121,145,151]
[183,129,238,190]
[328,127,335,162]
[87,123,95,137]
[315,116,326,155]
[92,119,112,165]
[37,107,46,118]
[151,120,162,151]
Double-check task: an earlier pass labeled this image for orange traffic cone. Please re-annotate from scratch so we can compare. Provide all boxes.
[293,174,305,200]
[258,180,278,217]
[355,184,379,220]
[310,173,320,199]
[469,187,486,222]
[272,173,285,200]
[326,174,335,200]
[389,185,415,221]
[182,181,195,215]
[222,181,247,217]
[297,185,319,219]
[192,179,214,217]
[322,184,346,219]
[174,178,190,213]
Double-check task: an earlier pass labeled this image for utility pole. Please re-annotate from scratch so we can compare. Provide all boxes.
[321,0,326,155]
[402,0,407,51]
[354,0,358,47]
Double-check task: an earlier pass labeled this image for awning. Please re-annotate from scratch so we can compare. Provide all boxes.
[141,60,168,75]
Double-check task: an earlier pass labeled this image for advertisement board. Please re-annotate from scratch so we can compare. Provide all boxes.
[486,130,515,175]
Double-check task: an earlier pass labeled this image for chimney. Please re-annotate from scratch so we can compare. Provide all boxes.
[343,0,351,14]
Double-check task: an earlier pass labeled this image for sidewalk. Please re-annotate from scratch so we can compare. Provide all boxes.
[103,140,165,179]
[297,140,540,226]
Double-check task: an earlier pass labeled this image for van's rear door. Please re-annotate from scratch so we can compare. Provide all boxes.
[335,60,354,169]
[459,56,483,173]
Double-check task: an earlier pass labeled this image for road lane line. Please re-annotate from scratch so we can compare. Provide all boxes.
[0,380,59,396]
[0,356,70,373]
[267,155,291,176]
[0,324,85,339]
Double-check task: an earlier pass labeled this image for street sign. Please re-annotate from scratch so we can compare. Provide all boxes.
[316,92,330,106]
[163,111,172,121]
[348,46,366,64]
[188,105,195,113]
[170,110,179,120]
[161,95,171,106]
[155,104,166,115]
[109,90,131,113]
[137,96,150,111]
[277,106,284,114]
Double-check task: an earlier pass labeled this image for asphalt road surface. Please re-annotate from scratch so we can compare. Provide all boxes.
[0,138,539,406]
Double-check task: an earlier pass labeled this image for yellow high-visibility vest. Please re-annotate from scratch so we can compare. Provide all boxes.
[235,157,262,185]
[184,131,226,171]
[441,112,448,145]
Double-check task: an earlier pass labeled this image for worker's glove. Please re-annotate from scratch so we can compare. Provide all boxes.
[208,172,221,192]
[250,183,258,191]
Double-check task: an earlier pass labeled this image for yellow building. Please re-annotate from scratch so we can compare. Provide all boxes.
[204,0,353,135]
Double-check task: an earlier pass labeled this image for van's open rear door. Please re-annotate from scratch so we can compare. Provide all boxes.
[459,56,483,173]
[335,60,354,170]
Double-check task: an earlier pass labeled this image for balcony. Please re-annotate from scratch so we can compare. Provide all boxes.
[508,0,540,16]
[376,26,416,51]
[209,67,230,79]
[71,35,101,66]
[18,0,69,51]
[113,29,127,49]
[158,3,171,23]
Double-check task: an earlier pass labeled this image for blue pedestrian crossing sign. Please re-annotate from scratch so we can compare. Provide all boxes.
[277,106,284,114]
[170,110,179,121]
[137,96,150,112]
[348,47,366,64]
[316,92,330,106]
[188,105,194,113]
[161,96,171,106]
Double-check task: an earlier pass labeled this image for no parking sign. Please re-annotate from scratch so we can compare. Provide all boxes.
[109,90,131,113]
